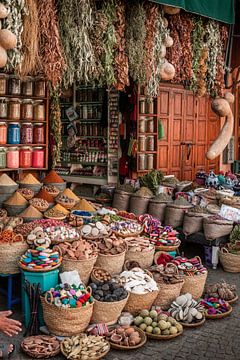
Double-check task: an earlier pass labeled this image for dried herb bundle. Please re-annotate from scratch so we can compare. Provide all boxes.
[125,0,146,84]
[191,17,205,93]
[196,47,208,97]
[50,89,62,166]
[38,0,65,88]
[215,25,228,96]
[144,2,158,83]
[167,14,183,83]
[17,0,40,77]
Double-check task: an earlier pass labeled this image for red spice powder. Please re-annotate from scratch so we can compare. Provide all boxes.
[43,170,64,184]
[37,189,54,203]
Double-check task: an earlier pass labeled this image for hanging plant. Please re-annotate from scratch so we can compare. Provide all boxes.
[38,0,65,88]
[190,17,205,93]
[167,14,183,83]
[196,47,208,97]
[177,13,193,84]
[215,25,228,96]
[50,89,62,167]
[125,0,146,84]
[102,0,117,87]
[144,1,158,83]
[17,0,40,77]
[2,0,27,72]
[114,0,129,91]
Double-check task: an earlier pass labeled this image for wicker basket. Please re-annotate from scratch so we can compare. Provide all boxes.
[56,198,76,210]
[29,199,49,212]
[95,251,126,275]
[17,188,35,200]
[91,294,129,325]
[112,190,131,211]
[61,339,110,360]
[18,182,42,195]
[146,328,183,340]
[125,247,154,269]
[205,304,232,319]
[154,242,180,252]
[91,267,112,283]
[46,182,66,192]
[219,248,240,273]
[228,295,238,304]
[41,290,93,336]
[183,212,209,236]
[203,217,233,240]
[109,327,147,350]
[3,203,28,216]
[164,203,193,228]
[21,336,60,359]
[0,241,28,274]
[124,289,159,316]
[61,256,97,285]
[180,317,206,328]
[153,280,184,310]
[181,273,207,299]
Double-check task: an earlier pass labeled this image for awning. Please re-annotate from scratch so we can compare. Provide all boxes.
[150,0,235,24]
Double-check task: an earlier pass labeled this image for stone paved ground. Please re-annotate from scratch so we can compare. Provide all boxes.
[0,266,239,360]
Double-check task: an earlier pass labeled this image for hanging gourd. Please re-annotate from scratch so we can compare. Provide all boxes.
[159,60,175,80]
[0,3,17,68]
[163,5,181,15]
[0,3,8,19]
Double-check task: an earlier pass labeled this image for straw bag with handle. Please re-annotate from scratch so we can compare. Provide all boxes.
[180,257,207,299]
[40,288,93,336]
[219,247,240,273]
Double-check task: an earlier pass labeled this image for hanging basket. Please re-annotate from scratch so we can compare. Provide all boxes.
[203,217,233,240]
[0,241,28,274]
[95,251,126,276]
[91,294,129,325]
[219,247,240,273]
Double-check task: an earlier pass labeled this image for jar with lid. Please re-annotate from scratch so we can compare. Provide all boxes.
[22,77,33,96]
[139,99,145,114]
[139,118,145,133]
[33,123,45,144]
[19,147,32,168]
[21,99,33,120]
[147,118,154,133]
[7,147,19,168]
[0,74,8,95]
[146,99,154,114]
[32,147,45,168]
[9,98,21,120]
[7,123,20,144]
[33,101,45,121]
[146,135,155,151]
[139,154,146,170]
[21,122,33,144]
[139,135,146,152]
[0,122,7,144]
[0,97,8,118]
[34,79,46,97]
[8,76,21,95]
[0,147,6,168]
[146,154,154,170]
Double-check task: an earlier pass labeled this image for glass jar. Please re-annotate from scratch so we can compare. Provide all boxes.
[146,100,154,114]
[9,98,21,120]
[8,122,20,144]
[19,147,32,168]
[34,79,46,97]
[0,74,8,95]
[21,99,33,120]
[139,154,146,170]
[8,76,21,95]
[139,99,145,114]
[33,123,45,144]
[33,101,45,121]
[146,135,154,151]
[7,147,19,168]
[139,135,146,152]
[0,97,8,118]
[22,77,33,96]
[139,118,145,133]
[32,147,45,168]
[147,118,154,133]
[0,122,7,144]
[0,147,6,168]
[21,122,33,144]
[146,154,154,170]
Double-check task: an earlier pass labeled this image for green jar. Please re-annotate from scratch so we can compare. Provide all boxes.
[0,147,6,168]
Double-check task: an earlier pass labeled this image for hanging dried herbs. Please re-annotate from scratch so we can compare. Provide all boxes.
[38,0,65,88]
[177,13,193,84]
[167,14,183,83]
[2,0,27,72]
[191,17,205,93]
[50,89,62,167]
[196,47,208,97]
[215,25,228,96]
[17,0,40,77]
[125,0,146,84]
[114,0,129,91]
[144,2,158,83]
[102,0,117,87]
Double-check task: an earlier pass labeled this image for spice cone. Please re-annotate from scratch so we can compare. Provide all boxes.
[62,188,79,202]
[20,205,43,219]
[5,192,28,206]
[72,199,96,212]
[20,174,41,185]
[0,173,17,186]
[43,170,64,184]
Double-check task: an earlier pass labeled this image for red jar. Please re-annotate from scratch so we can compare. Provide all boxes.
[32,147,44,168]
[21,122,33,144]
[19,147,32,168]
[33,123,45,144]
[7,147,19,168]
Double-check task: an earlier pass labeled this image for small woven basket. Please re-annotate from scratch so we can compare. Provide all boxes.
[91,267,112,283]
[181,275,207,299]
[61,256,97,285]
[125,247,154,269]
[109,327,147,350]
[180,317,206,328]
[123,289,159,316]
[0,241,28,274]
[146,328,183,340]
[219,247,240,273]
[153,280,184,310]
[21,336,60,359]
[95,250,126,275]
[205,304,232,319]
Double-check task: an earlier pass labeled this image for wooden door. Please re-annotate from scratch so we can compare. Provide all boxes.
[195,95,208,173]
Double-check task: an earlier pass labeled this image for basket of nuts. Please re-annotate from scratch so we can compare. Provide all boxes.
[17,188,35,201]
[56,194,76,210]
[91,267,112,283]
[29,198,49,212]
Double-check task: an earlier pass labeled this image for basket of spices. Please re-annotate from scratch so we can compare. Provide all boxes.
[118,268,159,316]
[37,188,55,208]
[91,267,112,283]
[61,188,80,203]
[18,174,42,194]
[42,184,60,198]
[55,239,98,285]
[89,280,129,325]
[61,334,110,360]
[44,207,67,221]
[0,174,18,199]
[56,194,76,210]
[29,198,49,212]
[17,187,34,201]
[164,197,193,228]
[148,193,173,223]
[95,235,127,275]
[0,230,27,274]
[41,283,93,336]
[19,205,43,222]
[3,192,28,216]
[125,236,155,269]
[42,170,66,192]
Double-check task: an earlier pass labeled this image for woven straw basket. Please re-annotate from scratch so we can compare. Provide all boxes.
[61,256,97,285]
[153,280,184,310]
[91,294,129,325]
[95,251,126,275]
[125,248,155,269]
[124,289,159,316]
[219,248,240,273]
[0,242,28,274]
[41,291,93,336]
[203,217,233,240]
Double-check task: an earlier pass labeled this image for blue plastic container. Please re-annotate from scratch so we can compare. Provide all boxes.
[7,122,20,144]
[168,250,177,258]
[21,269,59,327]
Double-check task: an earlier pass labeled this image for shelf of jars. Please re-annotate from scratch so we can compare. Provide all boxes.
[0,74,49,170]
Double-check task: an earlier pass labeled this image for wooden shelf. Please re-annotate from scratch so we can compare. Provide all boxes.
[139,113,158,117]
[2,94,47,100]
[61,175,108,185]
[0,167,48,171]
[139,132,158,135]
[61,162,108,166]
[2,144,47,147]
[0,119,47,123]
[137,151,157,154]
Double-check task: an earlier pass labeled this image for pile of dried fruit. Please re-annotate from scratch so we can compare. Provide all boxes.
[150,264,183,285]
[56,240,98,260]
[106,325,142,347]
[21,335,60,358]
[205,280,237,301]
[91,268,111,283]
[96,235,127,255]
